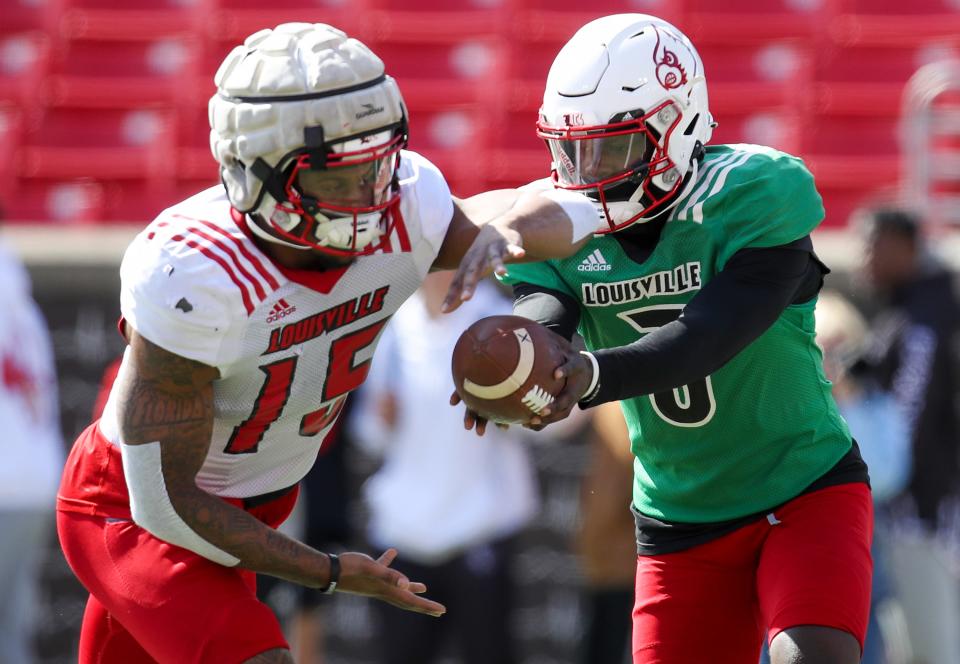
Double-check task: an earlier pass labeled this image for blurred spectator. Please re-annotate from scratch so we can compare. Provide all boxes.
[816,290,913,664]
[859,206,960,664]
[0,241,63,664]
[351,272,538,664]
[575,401,636,664]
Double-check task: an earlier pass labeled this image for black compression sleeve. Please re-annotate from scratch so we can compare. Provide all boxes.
[512,283,581,341]
[586,241,826,407]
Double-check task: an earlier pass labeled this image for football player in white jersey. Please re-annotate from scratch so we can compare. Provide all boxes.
[56,23,600,664]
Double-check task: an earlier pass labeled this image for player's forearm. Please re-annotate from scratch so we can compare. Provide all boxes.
[118,331,332,587]
[584,247,813,406]
[492,190,600,260]
[167,485,332,587]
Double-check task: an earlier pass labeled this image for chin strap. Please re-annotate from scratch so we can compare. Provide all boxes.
[625,157,701,225]
[247,208,313,251]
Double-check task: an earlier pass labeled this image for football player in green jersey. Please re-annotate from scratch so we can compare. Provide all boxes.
[475,14,872,664]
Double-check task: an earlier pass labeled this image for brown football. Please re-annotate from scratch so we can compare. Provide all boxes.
[451,315,568,424]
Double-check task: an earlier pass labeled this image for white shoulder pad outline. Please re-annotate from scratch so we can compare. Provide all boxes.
[120,210,285,368]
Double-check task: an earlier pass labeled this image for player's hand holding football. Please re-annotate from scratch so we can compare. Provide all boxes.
[334,549,446,617]
[526,345,594,431]
[450,316,595,433]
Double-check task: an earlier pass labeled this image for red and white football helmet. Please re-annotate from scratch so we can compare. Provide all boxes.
[210,23,408,255]
[538,14,714,232]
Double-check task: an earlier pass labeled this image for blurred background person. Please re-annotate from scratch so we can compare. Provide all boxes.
[575,401,636,664]
[0,240,63,664]
[351,271,539,664]
[859,206,960,664]
[816,290,913,664]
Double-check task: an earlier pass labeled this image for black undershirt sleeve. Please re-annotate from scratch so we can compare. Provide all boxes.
[511,236,827,408]
[512,283,581,341]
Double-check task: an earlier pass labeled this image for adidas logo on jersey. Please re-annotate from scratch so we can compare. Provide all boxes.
[578,249,612,272]
[266,298,297,323]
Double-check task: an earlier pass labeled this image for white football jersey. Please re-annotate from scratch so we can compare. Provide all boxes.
[99,150,454,498]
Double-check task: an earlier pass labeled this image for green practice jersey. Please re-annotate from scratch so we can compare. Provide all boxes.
[502,144,853,523]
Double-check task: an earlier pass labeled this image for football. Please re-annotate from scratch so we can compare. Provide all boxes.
[451,315,567,424]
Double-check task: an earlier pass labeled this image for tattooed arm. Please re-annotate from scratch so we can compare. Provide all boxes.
[116,328,445,616]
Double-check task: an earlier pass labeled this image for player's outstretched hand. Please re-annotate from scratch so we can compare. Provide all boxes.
[442,224,525,313]
[526,346,593,431]
[335,549,446,617]
[448,390,511,436]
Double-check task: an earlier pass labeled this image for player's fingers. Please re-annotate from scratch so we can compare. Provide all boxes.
[493,244,527,276]
[553,355,582,381]
[458,253,489,302]
[376,548,398,567]
[369,558,412,591]
[449,391,462,406]
[488,250,507,278]
[495,422,510,430]
[463,408,476,430]
[545,395,576,420]
[475,417,488,436]
[441,264,472,312]
[385,590,447,617]
[542,376,586,421]
[407,581,428,594]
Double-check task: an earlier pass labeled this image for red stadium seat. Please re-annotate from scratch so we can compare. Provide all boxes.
[832,0,960,45]
[372,38,506,110]
[700,41,812,114]
[407,107,492,195]
[0,32,51,108]
[0,105,24,202]
[513,0,686,43]
[212,0,373,43]
[369,0,508,42]
[501,38,559,116]
[804,113,901,158]
[58,0,208,40]
[814,41,960,116]
[804,153,900,228]
[0,0,62,35]
[711,110,803,155]
[18,109,176,183]
[4,178,106,223]
[7,177,185,222]
[46,38,200,108]
[175,104,217,185]
[685,0,821,43]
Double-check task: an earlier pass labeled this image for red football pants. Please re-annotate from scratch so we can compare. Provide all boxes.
[58,490,297,663]
[632,482,873,664]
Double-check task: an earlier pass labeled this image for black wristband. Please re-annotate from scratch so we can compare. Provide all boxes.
[321,553,340,594]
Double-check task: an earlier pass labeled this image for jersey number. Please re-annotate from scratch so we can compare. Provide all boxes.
[618,305,716,428]
[224,319,388,454]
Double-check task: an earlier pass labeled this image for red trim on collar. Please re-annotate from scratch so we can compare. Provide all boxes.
[393,205,412,252]
[230,208,350,294]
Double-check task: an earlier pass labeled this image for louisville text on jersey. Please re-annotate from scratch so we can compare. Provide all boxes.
[264,286,390,355]
[581,261,701,306]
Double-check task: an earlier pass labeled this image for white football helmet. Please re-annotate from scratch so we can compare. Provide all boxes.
[209,23,408,255]
[538,14,714,232]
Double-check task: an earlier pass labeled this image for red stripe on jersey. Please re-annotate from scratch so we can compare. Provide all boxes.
[171,234,255,314]
[392,207,412,252]
[184,225,268,301]
[193,218,281,291]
